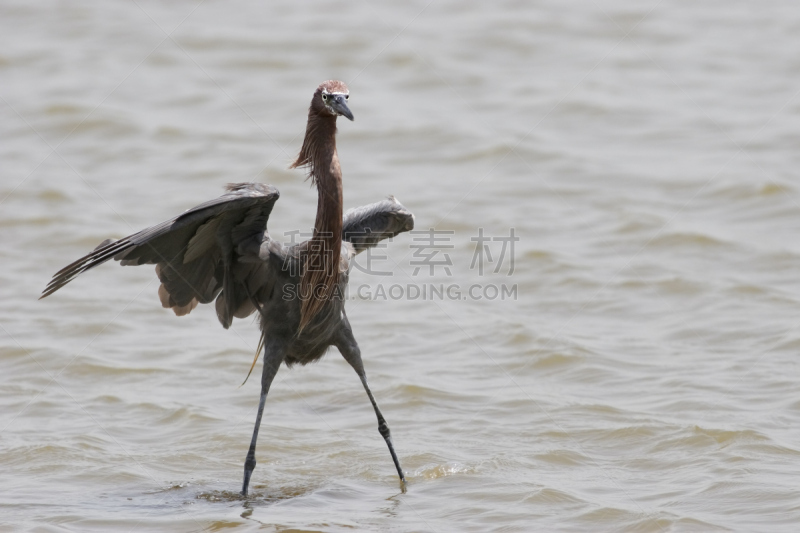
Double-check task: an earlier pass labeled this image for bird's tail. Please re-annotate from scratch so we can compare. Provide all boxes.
[241,331,265,387]
[240,286,268,386]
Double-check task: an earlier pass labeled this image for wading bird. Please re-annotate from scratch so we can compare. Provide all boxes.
[41,80,415,496]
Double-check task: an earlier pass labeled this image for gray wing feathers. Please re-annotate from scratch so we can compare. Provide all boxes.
[342,196,415,255]
[42,183,279,328]
[184,217,222,264]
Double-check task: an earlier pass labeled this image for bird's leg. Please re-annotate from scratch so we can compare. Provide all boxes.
[336,324,406,489]
[358,371,407,489]
[242,339,284,497]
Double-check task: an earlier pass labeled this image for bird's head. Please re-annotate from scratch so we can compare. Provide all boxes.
[313,80,354,121]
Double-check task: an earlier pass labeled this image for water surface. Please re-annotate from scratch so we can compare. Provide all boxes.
[3,1,800,531]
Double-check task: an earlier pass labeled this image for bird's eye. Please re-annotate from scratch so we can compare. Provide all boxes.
[345,95,349,100]
[322,94,328,101]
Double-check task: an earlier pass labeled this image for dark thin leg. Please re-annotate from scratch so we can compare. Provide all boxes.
[242,340,284,497]
[336,322,406,489]
[358,372,406,487]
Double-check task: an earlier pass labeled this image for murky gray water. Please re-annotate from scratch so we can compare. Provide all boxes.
[3,0,800,531]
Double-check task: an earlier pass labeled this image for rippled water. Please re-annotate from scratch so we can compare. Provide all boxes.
[3,0,800,531]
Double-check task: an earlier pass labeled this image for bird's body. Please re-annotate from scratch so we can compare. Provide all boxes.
[41,81,414,496]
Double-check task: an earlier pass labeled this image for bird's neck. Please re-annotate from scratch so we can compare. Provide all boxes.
[293,112,343,331]
[309,116,343,244]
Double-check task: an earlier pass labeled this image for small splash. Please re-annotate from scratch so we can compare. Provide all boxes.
[197,490,244,503]
[197,484,317,504]
[148,481,190,493]
[411,462,475,480]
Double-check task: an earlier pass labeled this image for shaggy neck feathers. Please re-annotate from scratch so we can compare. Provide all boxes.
[291,101,343,331]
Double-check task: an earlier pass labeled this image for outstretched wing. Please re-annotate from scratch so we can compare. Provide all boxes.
[41,182,280,327]
[342,196,415,255]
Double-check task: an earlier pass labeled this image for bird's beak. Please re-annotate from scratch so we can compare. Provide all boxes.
[330,95,354,121]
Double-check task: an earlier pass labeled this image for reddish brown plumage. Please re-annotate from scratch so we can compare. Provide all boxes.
[290,81,349,332]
